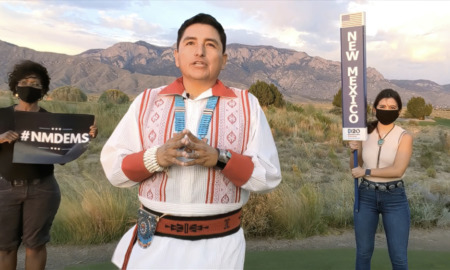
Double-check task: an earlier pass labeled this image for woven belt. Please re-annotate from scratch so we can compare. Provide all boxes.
[361,178,404,191]
[145,207,242,240]
[122,208,242,269]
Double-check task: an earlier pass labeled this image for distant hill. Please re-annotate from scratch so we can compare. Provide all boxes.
[1,39,449,107]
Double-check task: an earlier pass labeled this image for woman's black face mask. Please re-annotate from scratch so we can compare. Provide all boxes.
[376,109,399,125]
[16,86,43,104]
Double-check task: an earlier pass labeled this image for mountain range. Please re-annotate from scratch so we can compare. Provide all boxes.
[1,39,449,108]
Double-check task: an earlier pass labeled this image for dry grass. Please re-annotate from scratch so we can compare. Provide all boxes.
[2,95,449,243]
[431,108,450,119]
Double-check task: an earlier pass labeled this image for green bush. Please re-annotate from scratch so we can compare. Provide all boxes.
[49,86,87,102]
[406,96,433,120]
[98,89,130,104]
[332,88,342,108]
[418,146,437,169]
[426,167,437,178]
[249,80,285,107]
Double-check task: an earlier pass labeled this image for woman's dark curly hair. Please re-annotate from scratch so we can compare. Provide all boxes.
[8,60,51,95]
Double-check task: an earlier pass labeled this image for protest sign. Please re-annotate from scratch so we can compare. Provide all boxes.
[13,111,94,164]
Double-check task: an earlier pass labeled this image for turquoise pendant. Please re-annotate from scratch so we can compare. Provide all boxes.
[378,139,384,146]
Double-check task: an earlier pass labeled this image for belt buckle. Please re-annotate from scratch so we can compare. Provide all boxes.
[137,208,162,249]
[388,184,396,190]
[378,185,387,191]
[368,184,376,190]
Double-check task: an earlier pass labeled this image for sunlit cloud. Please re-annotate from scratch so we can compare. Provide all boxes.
[0,0,449,84]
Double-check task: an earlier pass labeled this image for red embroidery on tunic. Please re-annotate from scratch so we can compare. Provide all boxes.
[148,130,156,143]
[138,87,251,204]
[227,132,236,144]
[147,190,153,200]
[227,100,236,108]
[221,194,230,203]
[227,113,237,124]
[151,113,159,122]
[155,99,164,107]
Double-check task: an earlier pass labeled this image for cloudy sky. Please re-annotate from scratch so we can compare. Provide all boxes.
[1,0,449,85]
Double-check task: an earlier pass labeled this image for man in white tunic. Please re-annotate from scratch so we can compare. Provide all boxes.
[101,13,281,269]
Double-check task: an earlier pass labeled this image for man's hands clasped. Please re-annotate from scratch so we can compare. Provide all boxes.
[156,129,219,168]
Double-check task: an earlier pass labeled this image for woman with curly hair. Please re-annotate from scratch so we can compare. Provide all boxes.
[0,60,97,270]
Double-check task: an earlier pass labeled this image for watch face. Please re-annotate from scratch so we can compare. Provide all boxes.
[219,149,231,163]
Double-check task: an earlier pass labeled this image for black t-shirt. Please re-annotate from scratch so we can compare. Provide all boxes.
[0,106,54,180]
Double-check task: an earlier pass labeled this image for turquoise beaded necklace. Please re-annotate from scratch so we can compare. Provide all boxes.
[174,95,219,140]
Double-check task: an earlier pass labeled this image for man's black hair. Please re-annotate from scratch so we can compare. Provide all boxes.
[177,13,227,54]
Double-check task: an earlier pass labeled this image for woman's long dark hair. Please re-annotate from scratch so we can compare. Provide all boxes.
[367,88,402,134]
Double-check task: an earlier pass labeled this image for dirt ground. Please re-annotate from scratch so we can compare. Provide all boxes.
[16,228,450,269]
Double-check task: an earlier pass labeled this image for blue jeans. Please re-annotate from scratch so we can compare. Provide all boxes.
[354,181,410,270]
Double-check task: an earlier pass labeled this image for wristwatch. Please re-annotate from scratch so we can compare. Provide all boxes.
[365,169,371,176]
[215,148,232,170]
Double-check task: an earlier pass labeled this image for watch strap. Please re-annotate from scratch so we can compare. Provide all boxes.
[215,148,231,170]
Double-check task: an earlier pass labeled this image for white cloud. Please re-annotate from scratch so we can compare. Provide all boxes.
[347,1,450,83]
[0,0,449,84]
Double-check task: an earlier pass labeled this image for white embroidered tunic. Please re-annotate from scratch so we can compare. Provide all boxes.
[101,78,281,217]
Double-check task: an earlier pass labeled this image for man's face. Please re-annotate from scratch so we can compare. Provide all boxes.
[174,23,227,87]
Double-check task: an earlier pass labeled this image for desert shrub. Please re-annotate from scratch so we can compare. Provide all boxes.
[406,96,433,120]
[0,93,15,107]
[285,102,304,113]
[98,89,130,104]
[242,193,274,237]
[408,186,445,228]
[426,167,437,178]
[51,128,139,244]
[417,145,437,169]
[51,173,138,244]
[437,131,450,153]
[249,80,285,107]
[49,86,87,102]
[322,173,354,228]
[269,183,326,238]
[332,88,342,108]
